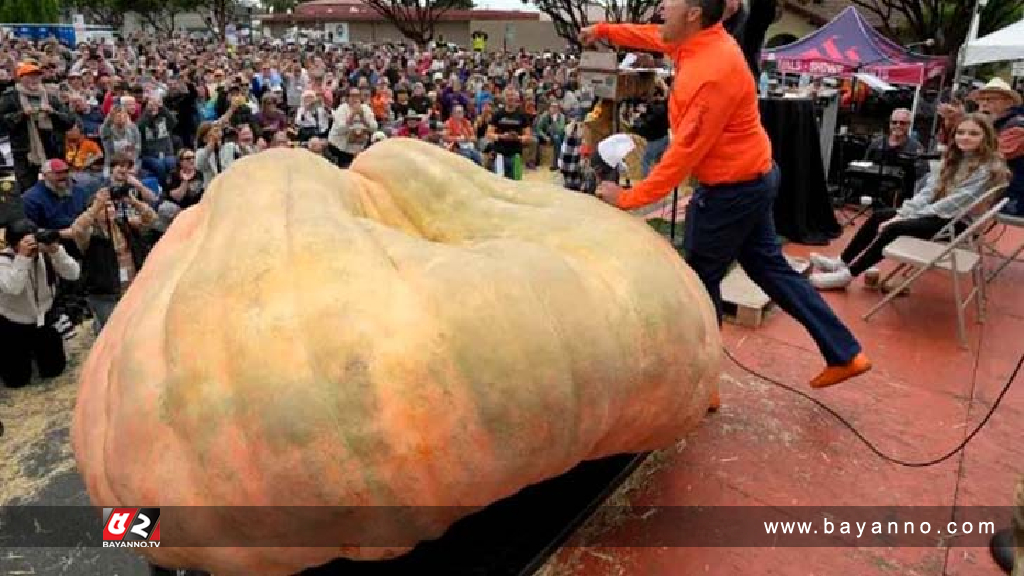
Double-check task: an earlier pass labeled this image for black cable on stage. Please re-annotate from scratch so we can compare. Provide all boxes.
[722,346,1023,468]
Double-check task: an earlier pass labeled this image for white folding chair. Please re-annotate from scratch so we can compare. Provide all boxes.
[985,212,1024,285]
[863,197,1011,348]
[872,184,1008,291]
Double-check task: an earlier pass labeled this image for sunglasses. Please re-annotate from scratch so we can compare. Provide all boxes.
[890,120,910,125]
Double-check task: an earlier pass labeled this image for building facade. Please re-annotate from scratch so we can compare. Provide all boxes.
[257,0,568,52]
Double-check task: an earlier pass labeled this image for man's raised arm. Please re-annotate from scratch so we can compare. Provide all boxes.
[581,24,671,55]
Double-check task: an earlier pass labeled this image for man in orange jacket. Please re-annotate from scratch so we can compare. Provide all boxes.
[581,0,871,390]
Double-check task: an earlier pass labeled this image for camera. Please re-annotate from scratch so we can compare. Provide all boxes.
[35,228,61,245]
[110,184,132,201]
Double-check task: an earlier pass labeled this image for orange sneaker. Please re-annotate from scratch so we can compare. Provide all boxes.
[707,389,721,412]
[810,353,872,389]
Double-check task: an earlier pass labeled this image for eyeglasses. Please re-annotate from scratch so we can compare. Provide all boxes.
[182,155,196,160]
[890,120,910,126]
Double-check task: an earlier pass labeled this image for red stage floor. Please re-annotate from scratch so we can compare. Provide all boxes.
[542,213,1024,576]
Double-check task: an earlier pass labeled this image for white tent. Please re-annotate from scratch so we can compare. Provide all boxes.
[964,18,1024,66]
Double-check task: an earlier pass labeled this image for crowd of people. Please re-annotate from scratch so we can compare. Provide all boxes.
[2,1,1023,572]
[0,29,678,387]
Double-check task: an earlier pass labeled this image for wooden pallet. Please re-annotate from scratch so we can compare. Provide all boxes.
[721,255,812,328]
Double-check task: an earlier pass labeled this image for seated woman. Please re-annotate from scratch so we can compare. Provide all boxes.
[810,113,1009,290]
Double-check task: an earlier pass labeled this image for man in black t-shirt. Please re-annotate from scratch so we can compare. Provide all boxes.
[486,89,532,180]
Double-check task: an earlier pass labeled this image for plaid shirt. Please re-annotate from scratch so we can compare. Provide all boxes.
[558,120,587,192]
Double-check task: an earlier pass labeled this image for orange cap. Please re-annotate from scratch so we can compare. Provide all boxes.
[16,63,42,78]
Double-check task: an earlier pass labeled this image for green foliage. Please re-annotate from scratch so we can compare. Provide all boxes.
[0,0,61,23]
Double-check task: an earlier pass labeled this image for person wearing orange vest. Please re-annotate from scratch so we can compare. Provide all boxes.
[580,0,871,391]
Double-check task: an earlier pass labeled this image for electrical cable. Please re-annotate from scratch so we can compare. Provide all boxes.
[722,346,1023,468]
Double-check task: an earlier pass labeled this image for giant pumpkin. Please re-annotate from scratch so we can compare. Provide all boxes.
[72,138,721,575]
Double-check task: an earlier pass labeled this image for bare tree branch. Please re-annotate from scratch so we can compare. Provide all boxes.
[362,0,471,45]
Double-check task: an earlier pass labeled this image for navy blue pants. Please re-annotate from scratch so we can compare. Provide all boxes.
[683,164,861,366]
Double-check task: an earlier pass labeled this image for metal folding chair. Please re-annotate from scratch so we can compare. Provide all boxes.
[985,212,1024,284]
[870,184,1009,290]
[863,196,1011,348]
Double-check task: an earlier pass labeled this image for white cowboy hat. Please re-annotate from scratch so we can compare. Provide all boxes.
[969,77,1023,106]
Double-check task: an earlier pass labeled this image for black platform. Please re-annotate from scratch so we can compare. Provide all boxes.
[297,453,648,576]
[148,453,648,576]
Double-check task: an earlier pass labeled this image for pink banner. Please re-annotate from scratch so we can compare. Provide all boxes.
[773,58,942,86]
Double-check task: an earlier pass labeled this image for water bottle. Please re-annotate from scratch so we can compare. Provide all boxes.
[759,71,770,98]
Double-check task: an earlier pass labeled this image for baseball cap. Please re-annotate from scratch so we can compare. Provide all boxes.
[41,159,70,174]
[17,63,42,78]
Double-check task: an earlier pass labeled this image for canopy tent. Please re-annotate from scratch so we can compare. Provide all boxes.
[762,6,946,86]
[964,18,1024,66]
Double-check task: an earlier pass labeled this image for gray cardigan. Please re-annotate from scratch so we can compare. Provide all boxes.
[897,162,999,220]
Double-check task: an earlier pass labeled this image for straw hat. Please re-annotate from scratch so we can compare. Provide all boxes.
[969,77,1023,107]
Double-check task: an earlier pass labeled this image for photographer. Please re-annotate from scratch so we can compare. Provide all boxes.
[102,153,159,207]
[0,218,81,389]
[69,183,157,333]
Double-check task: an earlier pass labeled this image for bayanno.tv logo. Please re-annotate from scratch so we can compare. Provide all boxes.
[101,508,161,548]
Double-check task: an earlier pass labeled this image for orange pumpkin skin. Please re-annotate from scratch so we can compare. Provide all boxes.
[71,139,721,575]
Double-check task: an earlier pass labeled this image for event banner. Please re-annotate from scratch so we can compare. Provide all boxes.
[0,506,1011,548]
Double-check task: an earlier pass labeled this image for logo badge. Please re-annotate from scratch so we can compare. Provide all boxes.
[101,508,161,548]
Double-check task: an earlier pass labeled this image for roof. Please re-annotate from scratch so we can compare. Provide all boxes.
[258,0,541,22]
[764,6,945,85]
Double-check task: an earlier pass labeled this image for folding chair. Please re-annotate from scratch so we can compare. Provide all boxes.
[862,196,1011,348]
[870,184,1008,291]
[985,211,1024,284]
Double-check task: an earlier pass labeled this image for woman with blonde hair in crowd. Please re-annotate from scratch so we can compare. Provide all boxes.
[810,113,1010,290]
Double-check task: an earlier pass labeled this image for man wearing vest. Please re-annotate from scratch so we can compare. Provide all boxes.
[581,0,871,395]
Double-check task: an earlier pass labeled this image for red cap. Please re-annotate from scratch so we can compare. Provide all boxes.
[41,159,70,174]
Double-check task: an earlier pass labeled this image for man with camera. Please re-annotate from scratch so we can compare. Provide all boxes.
[102,152,160,208]
[0,218,81,389]
[68,164,158,333]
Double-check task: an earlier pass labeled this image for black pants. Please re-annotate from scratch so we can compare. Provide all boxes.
[841,208,957,276]
[684,164,861,366]
[0,314,66,388]
[13,153,39,193]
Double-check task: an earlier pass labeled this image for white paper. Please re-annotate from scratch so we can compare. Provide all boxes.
[598,134,636,169]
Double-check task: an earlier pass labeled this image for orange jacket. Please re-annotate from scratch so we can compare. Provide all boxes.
[594,23,774,209]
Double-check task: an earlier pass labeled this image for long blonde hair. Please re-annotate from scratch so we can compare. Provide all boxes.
[934,113,1007,201]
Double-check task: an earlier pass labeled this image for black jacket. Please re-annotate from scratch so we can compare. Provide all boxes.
[0,87,75,155]
[725,0,777,79]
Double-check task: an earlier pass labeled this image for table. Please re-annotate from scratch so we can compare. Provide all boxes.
[843,162,912,208]
[759,97,841,245]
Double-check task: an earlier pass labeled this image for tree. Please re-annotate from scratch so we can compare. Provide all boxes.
[68,0,129,29]
[811,0,1024,65]
[193,0,241,40]
[362,0,475,45]
[523,0,661,48]
[133,0,205,37]
[0,0,62,23]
